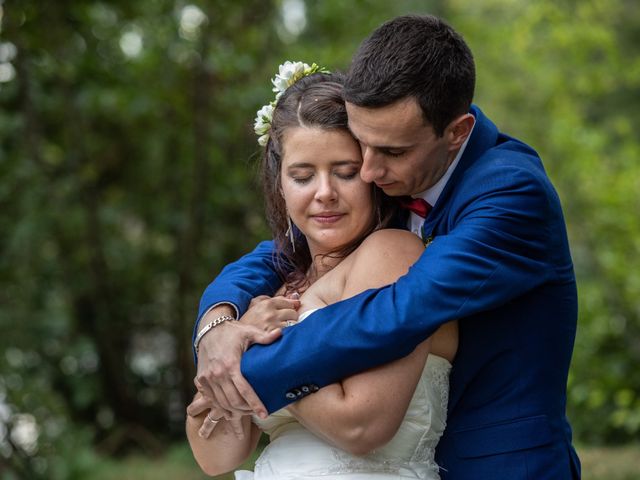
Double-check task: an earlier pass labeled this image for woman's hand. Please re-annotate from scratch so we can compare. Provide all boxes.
[240,294,300,331]
[186,389,263,476]
[188,384,229,439]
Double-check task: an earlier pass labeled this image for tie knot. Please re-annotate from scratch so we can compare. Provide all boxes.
[399,196,432,218]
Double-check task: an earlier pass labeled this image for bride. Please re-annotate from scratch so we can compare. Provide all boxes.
[186,63,458,479]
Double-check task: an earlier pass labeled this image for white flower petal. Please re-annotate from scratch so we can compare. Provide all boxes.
[257,134,269,146]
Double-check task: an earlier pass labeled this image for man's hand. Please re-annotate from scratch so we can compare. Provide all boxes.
[190,297,299,420]
[193,320,277,421]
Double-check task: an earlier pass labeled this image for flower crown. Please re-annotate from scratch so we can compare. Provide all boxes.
[254,61,330,146]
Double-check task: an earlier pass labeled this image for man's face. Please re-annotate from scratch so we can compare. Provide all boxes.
[346,97,457,197]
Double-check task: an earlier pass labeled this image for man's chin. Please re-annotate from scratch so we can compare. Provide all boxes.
[379,184,407,197]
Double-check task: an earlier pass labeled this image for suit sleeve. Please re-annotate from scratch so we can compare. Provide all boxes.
[240,159,570,413]
[193,240,282,359]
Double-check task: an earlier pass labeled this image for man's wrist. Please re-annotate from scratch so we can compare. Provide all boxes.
[193,303,241,364]
[198,303,238,334]
[194,314,236,354]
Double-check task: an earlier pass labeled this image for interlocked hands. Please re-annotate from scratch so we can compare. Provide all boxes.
[187,295,300,438]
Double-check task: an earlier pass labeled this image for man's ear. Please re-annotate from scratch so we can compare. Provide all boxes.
[447,113,475,151]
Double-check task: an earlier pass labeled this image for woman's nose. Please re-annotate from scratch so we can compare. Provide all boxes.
[314,176,338,202]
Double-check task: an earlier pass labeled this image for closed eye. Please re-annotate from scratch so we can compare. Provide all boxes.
[335,170,359,180]
[291,175,313,185]
[381,148,405,158]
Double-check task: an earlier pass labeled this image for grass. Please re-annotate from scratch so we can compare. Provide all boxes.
[90,443,640,480]
[577,444,640,480]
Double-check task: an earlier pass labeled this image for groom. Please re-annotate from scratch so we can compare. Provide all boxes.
[190,15,580,479]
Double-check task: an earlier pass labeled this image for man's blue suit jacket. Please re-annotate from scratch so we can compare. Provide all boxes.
[196,106,581,479]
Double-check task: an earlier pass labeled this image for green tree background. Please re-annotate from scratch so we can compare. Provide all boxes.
[1,0,638,478]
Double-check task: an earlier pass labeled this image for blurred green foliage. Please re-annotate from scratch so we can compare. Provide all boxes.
[0,0,638,477]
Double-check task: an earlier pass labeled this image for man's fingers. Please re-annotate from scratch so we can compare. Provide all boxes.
[194,377,203,391]
[187,394,210,417]
[209,406,229,421]
[196,349,242,411]
[218,378,255,416]
[212,381,251,417]
[231,371,268,419]
[195,366,217,400]
[228,414,246,440]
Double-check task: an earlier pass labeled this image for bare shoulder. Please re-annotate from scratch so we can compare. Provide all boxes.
[356,229,425,263]
[341,229,424,298]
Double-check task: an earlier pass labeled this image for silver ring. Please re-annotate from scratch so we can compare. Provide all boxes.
[285,320,296,327]
[207,413,220,425]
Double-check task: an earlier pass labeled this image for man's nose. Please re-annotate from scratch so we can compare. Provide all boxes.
[360,147,383,183]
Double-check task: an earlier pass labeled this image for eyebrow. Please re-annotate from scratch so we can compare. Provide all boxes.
[348,125,412,150]
[287,160,361,169]
[351,136,411,151]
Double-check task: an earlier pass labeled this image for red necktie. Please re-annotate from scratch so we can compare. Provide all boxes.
[399,196,432,218]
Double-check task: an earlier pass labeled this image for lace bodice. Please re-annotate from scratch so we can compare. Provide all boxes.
[236,310,451,479]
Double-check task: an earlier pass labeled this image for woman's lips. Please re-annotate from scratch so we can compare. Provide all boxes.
[311,214,345,224]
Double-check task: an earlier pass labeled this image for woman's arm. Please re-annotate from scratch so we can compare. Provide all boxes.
[186,393,262,476]
[287,339,431,456]
[287,229,435,455]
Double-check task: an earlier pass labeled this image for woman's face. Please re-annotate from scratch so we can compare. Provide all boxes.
[280,126,374,256]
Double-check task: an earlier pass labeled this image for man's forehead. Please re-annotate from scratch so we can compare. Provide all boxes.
[346,98,431,146]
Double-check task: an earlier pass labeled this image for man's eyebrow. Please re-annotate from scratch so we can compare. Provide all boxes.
[365,143,412,151]
[375,144,406,150]
[347,132,410,150]
[348,125,411,150]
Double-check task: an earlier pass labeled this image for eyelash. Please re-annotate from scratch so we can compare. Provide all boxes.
[291,171,358,184]
[337,171,358,180]
[292,177,312,185]
[385,151,405,158]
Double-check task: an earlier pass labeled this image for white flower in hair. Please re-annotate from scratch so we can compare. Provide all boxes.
[272,61,313,100]
[254,103,274,147]
[254,60,330,146]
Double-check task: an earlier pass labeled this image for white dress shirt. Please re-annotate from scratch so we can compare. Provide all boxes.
[408,119,476,237]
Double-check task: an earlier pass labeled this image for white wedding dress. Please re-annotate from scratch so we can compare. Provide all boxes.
[235,310,451,480]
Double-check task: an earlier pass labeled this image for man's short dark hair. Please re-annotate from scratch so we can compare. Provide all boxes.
[344,15,475,136]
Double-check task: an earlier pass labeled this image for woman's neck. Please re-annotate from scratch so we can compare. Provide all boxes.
[306,248,342,284]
